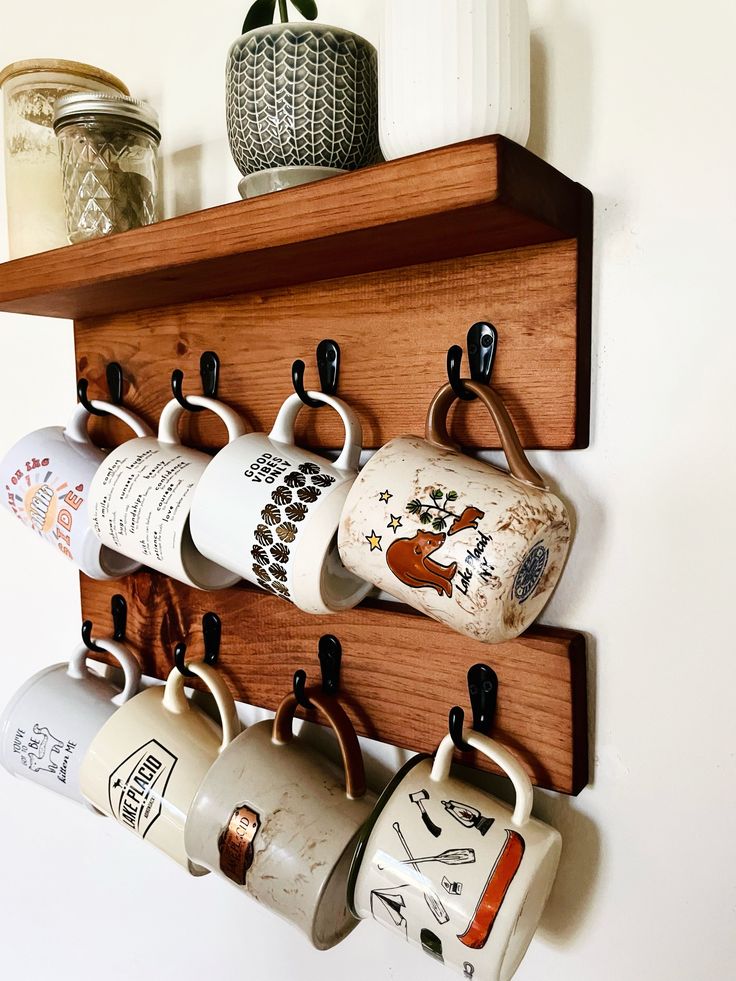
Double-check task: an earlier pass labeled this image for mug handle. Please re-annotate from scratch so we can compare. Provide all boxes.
[425,381,545,489]
[157,396,247,447]
[272,688,367,800]
[162,659,241,753]
[430,729,534,829]
[268,392,363,475]
[64,401,153,445]
[66,638,142,706]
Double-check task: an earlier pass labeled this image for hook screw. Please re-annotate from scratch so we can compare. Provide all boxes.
[293,635,343,708]
[292,339,341,409]
[449,663,498,752]
[174,612,222,678]
[81,594,127,653]
[78,362,125,417]
[171,351,220,412]
[447,323,498,402]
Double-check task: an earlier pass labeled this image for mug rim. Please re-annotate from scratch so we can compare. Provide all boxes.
[345,752,430,918]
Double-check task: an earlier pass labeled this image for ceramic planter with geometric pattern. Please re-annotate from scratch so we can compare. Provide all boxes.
[227,23,380,197]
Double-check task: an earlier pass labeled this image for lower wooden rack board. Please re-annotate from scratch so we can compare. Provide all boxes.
[81,574,589,796]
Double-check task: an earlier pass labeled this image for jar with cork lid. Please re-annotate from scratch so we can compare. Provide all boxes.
[0,59,129,258]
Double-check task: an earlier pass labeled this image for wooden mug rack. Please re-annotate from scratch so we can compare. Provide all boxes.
[0,136,593,797]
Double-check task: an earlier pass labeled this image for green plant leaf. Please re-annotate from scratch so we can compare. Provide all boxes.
[243,0,277,32]
[433,518,447,532]
[446,490,459,501]
[290,0,319,19]
[430,489,444,501]
[407,499,422,514]
[420,512,432,525]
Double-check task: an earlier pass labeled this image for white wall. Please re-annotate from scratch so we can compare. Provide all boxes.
[1,1,735,979]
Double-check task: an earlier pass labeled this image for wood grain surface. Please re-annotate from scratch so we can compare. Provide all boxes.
[76,239,586,450]
[0,137,590,320]
[81,574,589,796]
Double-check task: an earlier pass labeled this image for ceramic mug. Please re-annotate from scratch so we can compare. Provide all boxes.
[0,402,152,579]
[80,659,241,873]
[349,730,561,981]
[185,687,376,949]
[338,382,571,643]
[190,392,372,614]
[88,396,247,589]
[0,637,141,807]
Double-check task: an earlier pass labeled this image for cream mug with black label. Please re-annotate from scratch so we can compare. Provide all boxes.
[1,402,151,579]
[348,729,561,981]
[190,392,372,613]
[88,397,246,589]
[338,382,571,644]
[0,638,141,808]
[185,688,376,949]
[80,660,241,873]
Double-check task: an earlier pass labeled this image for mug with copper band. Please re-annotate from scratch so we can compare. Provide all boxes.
[185,687,376,949]
[348,725,561,981]
[338,381,571,644]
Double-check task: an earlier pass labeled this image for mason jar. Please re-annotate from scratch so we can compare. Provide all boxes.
[53,94,160,244]
[0,59,128,258]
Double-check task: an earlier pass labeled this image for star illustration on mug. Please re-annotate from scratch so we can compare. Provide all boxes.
[387,515,403,533]
[379,490,393,503]
[366,530,383,552]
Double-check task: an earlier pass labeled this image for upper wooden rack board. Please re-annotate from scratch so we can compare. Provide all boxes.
[0,137,592,450]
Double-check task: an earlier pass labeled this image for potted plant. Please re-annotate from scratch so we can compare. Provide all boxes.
[227,0,380,198]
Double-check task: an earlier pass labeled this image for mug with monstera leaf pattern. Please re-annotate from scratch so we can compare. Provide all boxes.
[190,391,372,614]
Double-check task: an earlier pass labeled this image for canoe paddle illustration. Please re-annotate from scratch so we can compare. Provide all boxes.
[393,821,449,925]
[399,847,476,867]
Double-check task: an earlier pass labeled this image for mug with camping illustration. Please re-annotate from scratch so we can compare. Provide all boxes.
[338,381,571,644]
[348,726,561,981]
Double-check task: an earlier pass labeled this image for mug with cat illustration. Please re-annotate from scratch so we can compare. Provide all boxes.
[0,637,141,808]
[338,382,571,644]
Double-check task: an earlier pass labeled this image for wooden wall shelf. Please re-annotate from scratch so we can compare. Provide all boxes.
[81,574,589,797]
[1,136,592,797]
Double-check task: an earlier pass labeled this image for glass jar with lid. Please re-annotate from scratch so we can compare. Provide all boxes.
[53,94,161,244]
[0,59,129,258]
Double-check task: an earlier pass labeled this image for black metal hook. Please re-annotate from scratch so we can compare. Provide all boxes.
[449,663,498,752]
[81,594,127,653]
[174,612,222,678]
[171,351,220,412]
[78,362,125,417]
[293,634,343,708]
[447,322,498,401]
[292,339,340,409]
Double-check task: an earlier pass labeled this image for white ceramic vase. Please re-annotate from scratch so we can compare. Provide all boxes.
[379,0,530,161]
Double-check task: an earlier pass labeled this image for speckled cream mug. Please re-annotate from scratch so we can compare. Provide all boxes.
[348,728,562,981]
[338,382,571,644]
[80,659,241,873]
[185,688,376,949]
